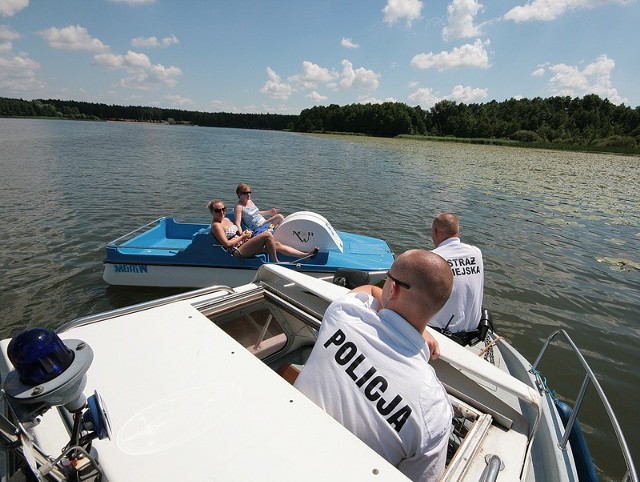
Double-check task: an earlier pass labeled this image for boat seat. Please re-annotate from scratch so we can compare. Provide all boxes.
[247,333,287,359]
[271,343,313,384]
[272,344,313,368]
[278,363,301,385]
[192,225,269,263]
[192,227,211,239]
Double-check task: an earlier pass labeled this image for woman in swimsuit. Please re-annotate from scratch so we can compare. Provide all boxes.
[234,183,285,234]
[208,200,317,262]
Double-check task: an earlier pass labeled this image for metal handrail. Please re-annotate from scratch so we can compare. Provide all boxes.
[530,329,638,482]
[0,411,68,481]
[479,454,503,482]
[106,217,164,247]
[107,244,187,252]
[56,284,235,333]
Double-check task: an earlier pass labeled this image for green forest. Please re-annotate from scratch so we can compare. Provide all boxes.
[2,94,639,154]
[0,97,296,131]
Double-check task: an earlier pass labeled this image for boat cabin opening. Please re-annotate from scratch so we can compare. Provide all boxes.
[193,283,532,480]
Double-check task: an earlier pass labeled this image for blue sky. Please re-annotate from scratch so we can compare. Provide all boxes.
[1,0,638,114]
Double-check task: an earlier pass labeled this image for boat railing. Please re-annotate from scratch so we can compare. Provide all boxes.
[106,217,164,247]
[0,412,69,481]
[479,455,503,482]
[56,284,235,333]
[530,329,638,482]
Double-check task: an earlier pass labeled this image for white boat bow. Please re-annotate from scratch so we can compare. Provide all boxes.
[0,265,636,482]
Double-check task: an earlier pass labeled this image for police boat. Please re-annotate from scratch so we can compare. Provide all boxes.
[1,265,636,481]
[103,211,394,288]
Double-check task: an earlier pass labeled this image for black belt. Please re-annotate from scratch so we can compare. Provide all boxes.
[431,308,494,347]
[431,327,482,347]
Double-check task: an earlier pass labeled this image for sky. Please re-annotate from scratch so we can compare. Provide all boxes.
[1,0,638,114]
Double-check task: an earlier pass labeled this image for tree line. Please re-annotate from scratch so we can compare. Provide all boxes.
[2,94,639,153]
[0,97,297,131]
[293,95,640,153]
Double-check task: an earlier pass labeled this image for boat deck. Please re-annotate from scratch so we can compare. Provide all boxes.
[2,265,636,481]
[119,237,194,255]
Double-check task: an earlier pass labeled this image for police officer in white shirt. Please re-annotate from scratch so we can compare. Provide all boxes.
[295,250,454,482]
[428,213,485,344]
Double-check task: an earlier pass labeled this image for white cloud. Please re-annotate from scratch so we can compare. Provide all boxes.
[124,50,152,69]
[408,87,442,107]
[260,67,294,100]
[0,51,45,92]
[161,34,179,47]
[33,24,181,94]
[92,52,121,69]
[504,0,628,23]
[210,99,240,113]
[357,95,398,104]
[341,37,359,49]
[531,66,545,76]
[161,94,194,108]
[0,24,19,40]
[0,24,19,52]
[0,0,28,17]
[306,91,328,102]
[289,60,337,89]
[449,84,488,102]
[408,84,487,107]
[443,0,484,41]
[544,54,627,104]
[39,25,109,52]
[149,63,182,86]
[411,39,490,71]
[93,50,181,89]
[131,34,179,48]
[383,0,423,26]
[94,51,148,69]
[336,59,380,91]
[131,36,157,48]
[261,60,379,102]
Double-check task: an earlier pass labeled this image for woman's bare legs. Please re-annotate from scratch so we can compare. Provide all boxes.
[274,241,319,259]
[266,213,285,227]
[235,232,279,261]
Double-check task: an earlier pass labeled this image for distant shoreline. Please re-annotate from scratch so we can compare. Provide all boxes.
[397,134,640,156]
[306,130,640,156]
[3,115,639,156]
[3,95,639,155]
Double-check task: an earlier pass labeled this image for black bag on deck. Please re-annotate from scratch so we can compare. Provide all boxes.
[332,269,370,289]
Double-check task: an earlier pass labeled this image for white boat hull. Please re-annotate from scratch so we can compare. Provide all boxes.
[0,265,635,481]
[103,262,387,288]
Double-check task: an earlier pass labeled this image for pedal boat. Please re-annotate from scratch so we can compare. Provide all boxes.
[103,211,394,288]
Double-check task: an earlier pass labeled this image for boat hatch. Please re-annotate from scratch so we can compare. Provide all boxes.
[213,303,292,360]
[193,287,531,481]
[442,398,494,480]
[194,288,322,369]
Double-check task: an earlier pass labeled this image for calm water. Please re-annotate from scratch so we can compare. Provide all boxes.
[1,118,638,478]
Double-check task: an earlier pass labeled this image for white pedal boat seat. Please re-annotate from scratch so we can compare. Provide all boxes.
[273,211,344,253]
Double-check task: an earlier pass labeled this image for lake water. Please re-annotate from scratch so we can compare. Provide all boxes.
[1,118,638,478]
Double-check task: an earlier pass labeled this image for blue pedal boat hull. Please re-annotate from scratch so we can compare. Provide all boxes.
[103,217,395,288]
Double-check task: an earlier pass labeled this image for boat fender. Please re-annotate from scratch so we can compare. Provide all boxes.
[554,399,599,482]
[333,268,370,289]
[478,308,495,341]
